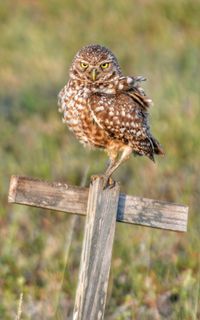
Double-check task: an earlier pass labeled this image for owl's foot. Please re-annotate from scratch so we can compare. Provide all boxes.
[90,174,116,190]
[102,175,116,189]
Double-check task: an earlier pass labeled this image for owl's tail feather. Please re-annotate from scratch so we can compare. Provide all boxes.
[134,137,164,162]
[149,136,165,161]
[151,137,164,154]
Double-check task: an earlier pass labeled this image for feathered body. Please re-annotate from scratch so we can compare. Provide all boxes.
[58,44,163,178]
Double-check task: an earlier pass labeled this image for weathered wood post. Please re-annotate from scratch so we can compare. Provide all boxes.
[8,175,189,319]
[73,177,120,320]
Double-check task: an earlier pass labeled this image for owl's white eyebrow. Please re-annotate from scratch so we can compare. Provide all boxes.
[78,59,89,63]
[100,60,112,64]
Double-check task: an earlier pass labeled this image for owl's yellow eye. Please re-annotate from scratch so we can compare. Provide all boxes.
[80,62,88,69]
[101,62,110,69]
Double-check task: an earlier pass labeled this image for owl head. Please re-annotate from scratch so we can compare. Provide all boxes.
[69,44,122,83]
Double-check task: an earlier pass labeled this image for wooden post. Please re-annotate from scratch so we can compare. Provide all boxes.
[7,175,189,320]
[73,177,120,320]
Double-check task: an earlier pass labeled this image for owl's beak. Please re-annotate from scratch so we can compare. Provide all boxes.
[91,68,98,81]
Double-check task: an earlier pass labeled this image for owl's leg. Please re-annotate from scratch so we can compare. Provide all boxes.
[106,153,118,174]
[105,146,132,178]
[90,152,117,188]
[91,146,132,189]
[96,151,118,188]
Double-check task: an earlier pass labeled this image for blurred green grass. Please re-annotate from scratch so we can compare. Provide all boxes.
[0,0,200,319]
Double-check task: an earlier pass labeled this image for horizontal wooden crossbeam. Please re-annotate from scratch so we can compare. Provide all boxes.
[8,175,188,232]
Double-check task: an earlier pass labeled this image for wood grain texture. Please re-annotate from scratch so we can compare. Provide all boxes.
[8,175,88,215]
[8,175,188,232]
[73,177,120,320]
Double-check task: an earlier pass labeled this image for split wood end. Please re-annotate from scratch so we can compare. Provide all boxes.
[8,175,19,203]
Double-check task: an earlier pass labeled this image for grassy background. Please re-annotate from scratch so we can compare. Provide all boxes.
[0,0,200,319]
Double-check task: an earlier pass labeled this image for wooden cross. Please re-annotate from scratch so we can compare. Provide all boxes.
[8,175,188,320]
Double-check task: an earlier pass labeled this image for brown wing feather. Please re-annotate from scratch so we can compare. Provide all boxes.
[127,88,164,156]
[88,92,164,160]
[127,90,150,110]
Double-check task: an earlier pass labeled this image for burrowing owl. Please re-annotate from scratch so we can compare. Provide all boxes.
[58,44,164,181]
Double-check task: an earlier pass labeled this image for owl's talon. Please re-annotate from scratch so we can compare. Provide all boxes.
[90,174,115,189]
[102,176,116,190]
